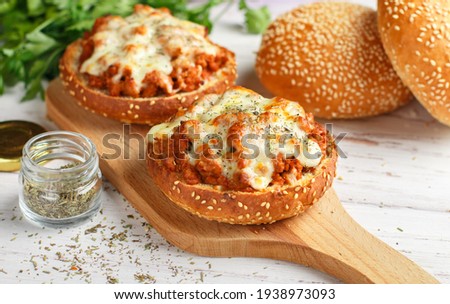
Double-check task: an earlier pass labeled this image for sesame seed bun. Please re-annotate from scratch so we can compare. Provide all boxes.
[255,2,413,119]
[147,147,336,225]
[59,39,236,125]
[378,0,450,126]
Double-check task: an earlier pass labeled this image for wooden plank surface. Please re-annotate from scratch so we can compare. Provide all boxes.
[45,78,438,283]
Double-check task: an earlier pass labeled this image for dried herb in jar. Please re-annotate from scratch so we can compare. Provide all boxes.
[22,163,97,219]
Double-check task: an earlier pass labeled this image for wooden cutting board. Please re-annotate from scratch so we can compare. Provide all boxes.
[46,79,438,284]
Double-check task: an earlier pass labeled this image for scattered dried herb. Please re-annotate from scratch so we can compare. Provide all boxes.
[111,232,127,242]
[85,224,104,235]
[134,273,156,284]
[107,276,119,284]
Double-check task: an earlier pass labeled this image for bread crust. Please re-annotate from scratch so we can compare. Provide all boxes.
[146,141,337,225]
[255,2,412,119]
[378,0,450,126]
[59,39,237,125]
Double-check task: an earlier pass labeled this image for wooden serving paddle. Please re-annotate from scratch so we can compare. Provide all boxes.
[46,79,438,283]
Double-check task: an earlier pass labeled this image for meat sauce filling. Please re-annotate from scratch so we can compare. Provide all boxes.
[151,112,330,192]
[78,6,229,98]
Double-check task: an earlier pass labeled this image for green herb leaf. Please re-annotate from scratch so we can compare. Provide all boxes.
[21,31,60,60]
[0,73,4,95]
[187,0,224,33]
[244,6,270,34]
[27,0,46,17]
[66,19,95,32]
[238,0,248,10]
[145,0,188,13]
[22,46,63,101]
[45,0,71,10]
[22,75,44,101]
[92,0,138,18]
[0,0,17,14]
[239,0,271,34]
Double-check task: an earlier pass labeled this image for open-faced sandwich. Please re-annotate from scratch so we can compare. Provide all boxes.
[147,87,337,225]
[59,4,237,125]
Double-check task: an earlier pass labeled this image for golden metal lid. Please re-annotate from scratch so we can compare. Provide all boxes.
[0,121,46,172]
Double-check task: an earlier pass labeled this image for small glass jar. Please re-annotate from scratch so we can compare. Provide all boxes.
[19,131,102,227]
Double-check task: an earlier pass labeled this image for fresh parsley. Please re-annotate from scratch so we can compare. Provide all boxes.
[239,0,270,34]
[0,0,270,100]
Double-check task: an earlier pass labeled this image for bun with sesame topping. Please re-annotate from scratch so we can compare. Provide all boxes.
[255,2,412,119]
[378,0,450,126]
[59,5,236,125]
[146,86,337,225]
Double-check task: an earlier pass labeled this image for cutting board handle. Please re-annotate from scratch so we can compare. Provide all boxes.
[251,189,439,283]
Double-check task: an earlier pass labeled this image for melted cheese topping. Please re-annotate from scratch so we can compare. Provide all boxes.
[148,87,323,190]
[80,6,218,92]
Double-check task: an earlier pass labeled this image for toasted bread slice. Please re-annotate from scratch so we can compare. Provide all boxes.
[146,87,337,225]
[59,39,236,125]
[147,147,337,225]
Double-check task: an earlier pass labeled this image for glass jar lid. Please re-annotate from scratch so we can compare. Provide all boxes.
[0,120,46,172]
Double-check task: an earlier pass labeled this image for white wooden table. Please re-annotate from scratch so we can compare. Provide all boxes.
[0,0,449,284]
